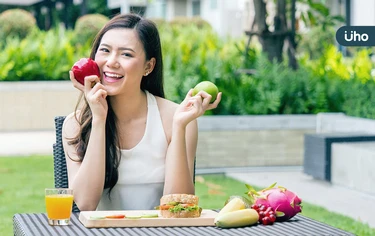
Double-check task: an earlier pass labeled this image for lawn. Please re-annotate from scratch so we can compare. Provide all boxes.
[0,155,54,235]
[1,156,374,236]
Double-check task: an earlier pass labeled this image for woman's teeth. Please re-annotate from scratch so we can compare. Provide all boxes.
[105,72,123,78]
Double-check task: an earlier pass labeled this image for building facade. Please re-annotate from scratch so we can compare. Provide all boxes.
[107,0,250,38]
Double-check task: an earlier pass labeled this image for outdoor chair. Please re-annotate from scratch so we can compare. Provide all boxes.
[53,116,80,212]
[53,116,196,213]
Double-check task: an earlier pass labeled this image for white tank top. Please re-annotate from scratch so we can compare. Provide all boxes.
[97,90,168,210]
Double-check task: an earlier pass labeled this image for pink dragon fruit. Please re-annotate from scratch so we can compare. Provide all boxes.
[245,183,302,222]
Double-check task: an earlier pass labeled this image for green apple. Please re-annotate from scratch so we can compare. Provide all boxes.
[192,81,219,103]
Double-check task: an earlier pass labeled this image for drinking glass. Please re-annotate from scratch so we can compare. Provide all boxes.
[45,188,74,226]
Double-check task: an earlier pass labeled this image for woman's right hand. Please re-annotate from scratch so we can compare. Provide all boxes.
[69,70,85,92]
[69,71,108,121]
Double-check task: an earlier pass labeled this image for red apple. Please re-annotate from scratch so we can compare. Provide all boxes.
[71,58,100,85]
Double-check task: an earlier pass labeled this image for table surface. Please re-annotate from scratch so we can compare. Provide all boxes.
[13,212,355,236]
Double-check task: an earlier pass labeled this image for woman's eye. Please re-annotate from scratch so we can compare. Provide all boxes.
[123,53,133,57]
[99,48,109,52]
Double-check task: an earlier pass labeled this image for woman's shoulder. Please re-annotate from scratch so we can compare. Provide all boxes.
[62,111,81,138]
[154,97,177,142]
[155,96,178,114]
[63,111,81,125]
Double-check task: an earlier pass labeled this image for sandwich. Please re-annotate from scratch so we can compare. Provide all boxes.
[158,194,202,218]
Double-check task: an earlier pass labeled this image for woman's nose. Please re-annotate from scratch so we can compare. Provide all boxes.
[106,55,120,68]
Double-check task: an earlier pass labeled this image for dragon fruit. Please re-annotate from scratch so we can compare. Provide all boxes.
[245,183,302,222]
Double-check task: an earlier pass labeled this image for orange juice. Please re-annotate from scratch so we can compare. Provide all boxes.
[45,194,73,219]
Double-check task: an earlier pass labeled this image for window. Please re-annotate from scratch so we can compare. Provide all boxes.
[192,1,200,16]
[161,0,167,18]
[210,0,217,9]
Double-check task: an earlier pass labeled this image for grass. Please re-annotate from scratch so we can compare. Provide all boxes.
[0,155,54,235]
[1,156,374,236]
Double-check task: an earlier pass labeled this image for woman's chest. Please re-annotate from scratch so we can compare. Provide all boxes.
[117,150,166,185]
[118,118,147,150]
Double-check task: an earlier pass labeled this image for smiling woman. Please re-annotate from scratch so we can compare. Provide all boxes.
[62,13,222,212]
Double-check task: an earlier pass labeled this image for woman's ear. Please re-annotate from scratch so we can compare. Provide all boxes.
[144,58,156,76]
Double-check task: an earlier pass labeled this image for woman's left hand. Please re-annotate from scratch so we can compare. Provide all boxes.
[173,89,222,128]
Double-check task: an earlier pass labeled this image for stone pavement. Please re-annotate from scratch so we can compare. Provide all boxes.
[227,169,375,229]
[0,131,55,156]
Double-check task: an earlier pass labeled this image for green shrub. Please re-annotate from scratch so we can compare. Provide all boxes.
[148,17,168,28]
[0,27,91,81]
[0,8,37,40]
[297,26,335,60]
[1,23,375,120]
[169,16,212,29]
[341,79,375,119]
[161,24,227,107]
[73,14,109,46]
[300,44,375,118]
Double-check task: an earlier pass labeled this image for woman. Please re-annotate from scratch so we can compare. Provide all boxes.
[62,13,222,211]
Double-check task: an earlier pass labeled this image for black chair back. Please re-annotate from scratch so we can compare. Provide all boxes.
[53,116,80,212]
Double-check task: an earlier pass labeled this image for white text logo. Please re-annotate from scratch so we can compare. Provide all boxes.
[344,31,369,42]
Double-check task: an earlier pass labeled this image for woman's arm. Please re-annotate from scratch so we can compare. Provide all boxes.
[163,89,221,195]
[62,114,107,211]
[62,74,108,211]
[163,119,197,195]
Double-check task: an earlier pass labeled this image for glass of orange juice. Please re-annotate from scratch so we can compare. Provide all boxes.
[45,188,74,226]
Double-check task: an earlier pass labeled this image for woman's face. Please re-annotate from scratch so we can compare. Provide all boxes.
[94,28,149,96]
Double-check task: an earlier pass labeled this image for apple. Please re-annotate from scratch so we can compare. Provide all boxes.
[71,58,100,85]
[192,81,219,103]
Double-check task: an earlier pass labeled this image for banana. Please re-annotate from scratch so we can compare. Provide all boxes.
[214,197,246,223]
[215,209,259,228]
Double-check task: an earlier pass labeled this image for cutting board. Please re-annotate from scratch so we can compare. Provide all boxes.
[79,209,218,228]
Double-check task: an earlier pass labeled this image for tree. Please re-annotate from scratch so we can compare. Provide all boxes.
[246,0,296,68]
[246,0,344,70]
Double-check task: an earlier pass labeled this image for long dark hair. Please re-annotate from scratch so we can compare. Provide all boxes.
[69,13,164,195]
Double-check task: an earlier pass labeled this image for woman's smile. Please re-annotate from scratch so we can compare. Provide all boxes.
[103,72,124,83]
